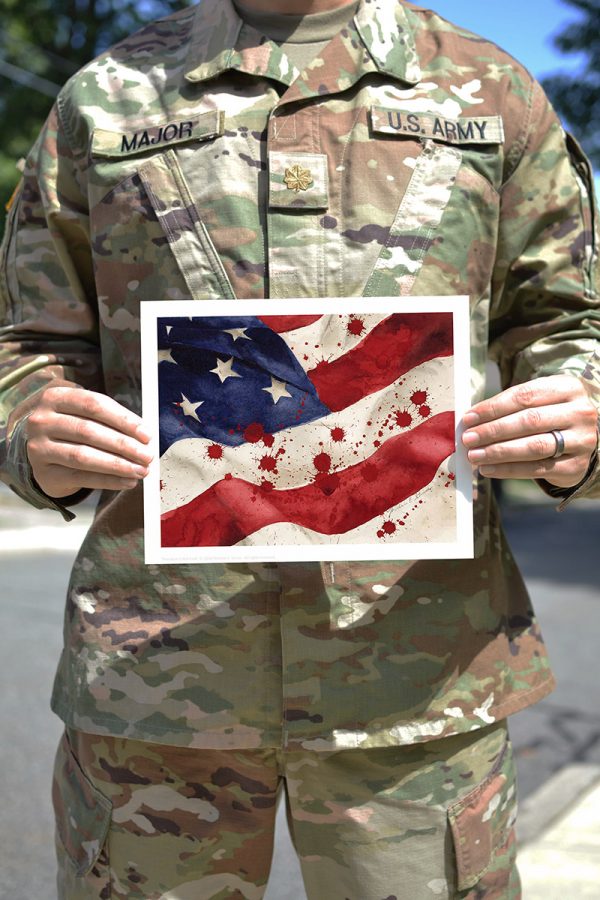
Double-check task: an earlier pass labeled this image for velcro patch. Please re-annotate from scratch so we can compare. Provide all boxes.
[371,108,504,145]
[92,110,224,158]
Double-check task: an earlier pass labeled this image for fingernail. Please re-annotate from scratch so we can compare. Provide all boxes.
[479,466,496,476]
[122,479,139,489]
[462,431,481,447]
[132,464,148,476]
[463,412,480,427]
[468,449,486,462]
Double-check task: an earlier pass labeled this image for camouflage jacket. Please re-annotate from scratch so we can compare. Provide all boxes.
[1,0,599,751]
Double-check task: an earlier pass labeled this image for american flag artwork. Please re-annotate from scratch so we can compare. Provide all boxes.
[141,298,473,564]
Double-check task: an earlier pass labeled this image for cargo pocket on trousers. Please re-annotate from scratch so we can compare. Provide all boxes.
[52,731,112,879]
[447,737,517,891]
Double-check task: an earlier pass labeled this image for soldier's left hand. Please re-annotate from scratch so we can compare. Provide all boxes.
[462,374,598,488]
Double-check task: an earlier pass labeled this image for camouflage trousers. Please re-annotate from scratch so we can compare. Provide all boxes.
[53,721,520,900]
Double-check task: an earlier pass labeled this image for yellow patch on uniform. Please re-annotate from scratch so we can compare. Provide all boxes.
[5,179,22,213]
[284,164,314,193]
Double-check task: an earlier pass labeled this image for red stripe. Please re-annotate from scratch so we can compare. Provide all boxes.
[258,315,323,332]
[161,412,455,548]
[308,313,453,412]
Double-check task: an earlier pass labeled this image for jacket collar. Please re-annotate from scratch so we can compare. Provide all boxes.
[184,0,421,89]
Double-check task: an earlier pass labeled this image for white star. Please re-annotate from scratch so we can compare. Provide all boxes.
[263,376,292,404]
[210,356,242,383]
[224,327,252,342]
[178,394,203,422]
[158,348,176,364]
[165,325,173,335]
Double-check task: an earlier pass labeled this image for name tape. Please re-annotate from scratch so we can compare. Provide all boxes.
[371,107,504,145]
[92,110,224,158]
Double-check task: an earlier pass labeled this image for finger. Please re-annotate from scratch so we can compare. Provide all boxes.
[32,411,154,466]
[37,467,143,496]
[462,401,579,449]
[463,376,585,427]
[33,440,150,480]
[44,387,151,443]
[478,455,590,487]
[467,432,564,465]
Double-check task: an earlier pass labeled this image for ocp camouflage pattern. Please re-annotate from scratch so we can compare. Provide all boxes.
[1,0,599,752]
[53,721,519,898]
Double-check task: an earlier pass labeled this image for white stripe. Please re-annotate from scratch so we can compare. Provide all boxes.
[235,455,455,545]
[284,312,389,371]
[160,355,453,513]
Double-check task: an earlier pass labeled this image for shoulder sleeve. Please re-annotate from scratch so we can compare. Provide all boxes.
[0,102,103,517]
[489,79,600,500]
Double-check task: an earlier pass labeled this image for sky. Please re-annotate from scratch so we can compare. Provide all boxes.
[427,0,599,194]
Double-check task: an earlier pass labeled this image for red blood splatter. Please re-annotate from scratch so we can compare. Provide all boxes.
[314,452,332,473]
[419,405,431,418]
[224,473,233,480]
[377,530,384,538]
[207,444,223,460]
[382,520,396,535]
[399,520,405,526]
[373,440,381,447]
[331,427,345,442]
[259,455,277,472]
[261,480,274,492]
[395,409,413,428]
[262,433,274,448]
[411,390,428,406]
[244,422,264,443]
[347,316,365,337]
[159,480,165,492]
[448,472,455,481]
[315,472,340,495]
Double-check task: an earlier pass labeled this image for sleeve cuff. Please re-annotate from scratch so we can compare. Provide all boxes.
[4,417,89,521]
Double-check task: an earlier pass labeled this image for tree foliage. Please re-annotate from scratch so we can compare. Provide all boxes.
[0,0,194,235]
[542,0,600,169]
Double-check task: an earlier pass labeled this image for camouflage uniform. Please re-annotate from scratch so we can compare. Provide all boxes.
[0,0,599,895]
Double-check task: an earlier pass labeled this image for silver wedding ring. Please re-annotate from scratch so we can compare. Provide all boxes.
[550,429,566,459]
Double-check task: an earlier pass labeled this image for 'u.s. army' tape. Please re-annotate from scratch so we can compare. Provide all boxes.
[371,107,504,145]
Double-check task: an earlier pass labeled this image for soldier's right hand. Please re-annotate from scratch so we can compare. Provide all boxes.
[25,385,153,498]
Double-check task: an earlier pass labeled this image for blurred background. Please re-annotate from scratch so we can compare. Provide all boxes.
[0,0,599,897]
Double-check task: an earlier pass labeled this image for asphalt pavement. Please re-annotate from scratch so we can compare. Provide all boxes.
[0,483,599,899]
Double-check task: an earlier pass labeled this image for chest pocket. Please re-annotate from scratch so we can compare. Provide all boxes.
[89,110,235,327]
[364,107,504,299]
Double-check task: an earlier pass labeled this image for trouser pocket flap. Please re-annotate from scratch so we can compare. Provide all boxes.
[447,739,516,891]
[52,731,112,877]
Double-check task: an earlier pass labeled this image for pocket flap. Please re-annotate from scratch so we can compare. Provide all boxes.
[52,732,112,876]
[448,740,517,891]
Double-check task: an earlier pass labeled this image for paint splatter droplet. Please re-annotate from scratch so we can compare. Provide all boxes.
[395,409,412,428]
[382,520,396,535]
[244,422,264,443]
[207,444,223,460]
[331,427,345,442]
[259,455,277,472]
[313,452,332,473]
[347,316,365,336]
[411,389,428,406]
[419,404,431,418]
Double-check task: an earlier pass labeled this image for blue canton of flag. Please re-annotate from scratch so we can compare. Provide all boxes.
[158,316,331,456]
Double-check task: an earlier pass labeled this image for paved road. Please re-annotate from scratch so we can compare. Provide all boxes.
[0,490,598,899]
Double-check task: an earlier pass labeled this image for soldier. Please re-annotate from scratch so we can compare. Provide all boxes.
[1,0,599,897]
